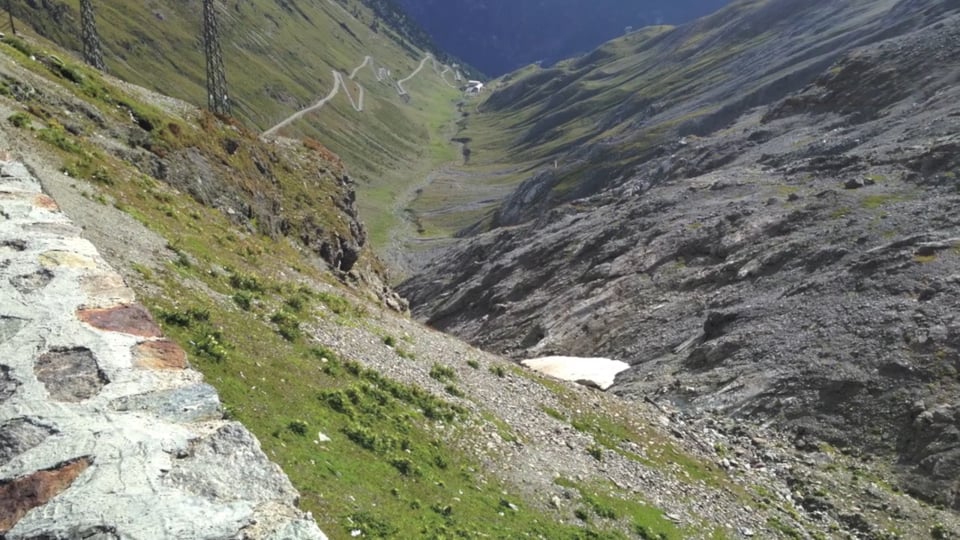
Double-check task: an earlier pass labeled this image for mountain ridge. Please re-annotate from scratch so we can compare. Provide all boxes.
[394,0,733,75]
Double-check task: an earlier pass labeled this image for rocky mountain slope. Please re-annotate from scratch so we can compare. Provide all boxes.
[5,11,960,540]
[401,0,960,514]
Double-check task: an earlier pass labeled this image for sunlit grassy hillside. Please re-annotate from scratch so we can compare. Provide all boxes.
[7,0,464,250]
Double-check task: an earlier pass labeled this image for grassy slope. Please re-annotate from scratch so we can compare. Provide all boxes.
[9,0,463,250]
[0,32,751,539]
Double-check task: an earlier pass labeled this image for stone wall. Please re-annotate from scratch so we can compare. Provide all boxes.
[0,158,326,539]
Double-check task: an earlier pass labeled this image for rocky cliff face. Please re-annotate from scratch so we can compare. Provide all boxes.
[401,0,960,508]
[0,159,326,538]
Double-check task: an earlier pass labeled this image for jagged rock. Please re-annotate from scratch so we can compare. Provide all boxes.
[0,364,19,403]
[167,423,300,504]
[0,417,58,466]
[33,347,109,402]
[110,384,222,423]
[132,339,188,370]
[9,268,53,294]
[77,304,163,338]
[844,177,876,189]
[0,316,28,345]
[0,457,93,534]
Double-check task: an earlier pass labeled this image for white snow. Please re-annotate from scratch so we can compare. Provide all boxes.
[521,356,630,390]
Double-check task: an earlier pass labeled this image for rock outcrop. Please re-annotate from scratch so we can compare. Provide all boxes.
[0,158,326,539]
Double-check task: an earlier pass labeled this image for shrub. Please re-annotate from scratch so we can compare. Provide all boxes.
[389,457,419,476]
[228,272,264,292]
[283,288,312,312]
[431,503,453,517]
[232,291,254,311]
[589,500,616,519]
[383,335,397,347]
[931,523,949,540]
[429,363,456,382]
[317,359,467,424]
[2,36,35,57]
[270,310,301,341]
[347,512,398,537]
[52,61,84,84]
[158,306,209,327]
[7,112,30,128]
[316,291,353,315]
[343,423,402,455]
[466,359,480,369]
[61,153,112,185]
[309,345,339,362]
[37,124,83,154]
[287,420,308,436]
[320,389,353,416]
[489,365,507,378]
[635,524,667,540]
[194,332,228,362]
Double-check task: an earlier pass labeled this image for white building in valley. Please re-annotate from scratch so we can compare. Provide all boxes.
[465,80,484,95]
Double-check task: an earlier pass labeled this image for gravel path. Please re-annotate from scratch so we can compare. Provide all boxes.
[262,52,452,139]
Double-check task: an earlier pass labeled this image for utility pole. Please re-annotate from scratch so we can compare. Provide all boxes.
[80,0,105,70]
[5,0,16,36]
[202,0,230,115]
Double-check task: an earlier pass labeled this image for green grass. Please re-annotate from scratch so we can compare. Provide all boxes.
[516,368,733,492]
[861,193,907,209]
[7,111,30,127]
[429,363,457,382]
[830,207,852,219]
[766,517,804,539]
[554,478,685,539]
[139,217,644,538]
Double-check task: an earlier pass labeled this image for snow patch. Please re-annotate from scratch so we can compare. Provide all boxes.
[521,356,630,391]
